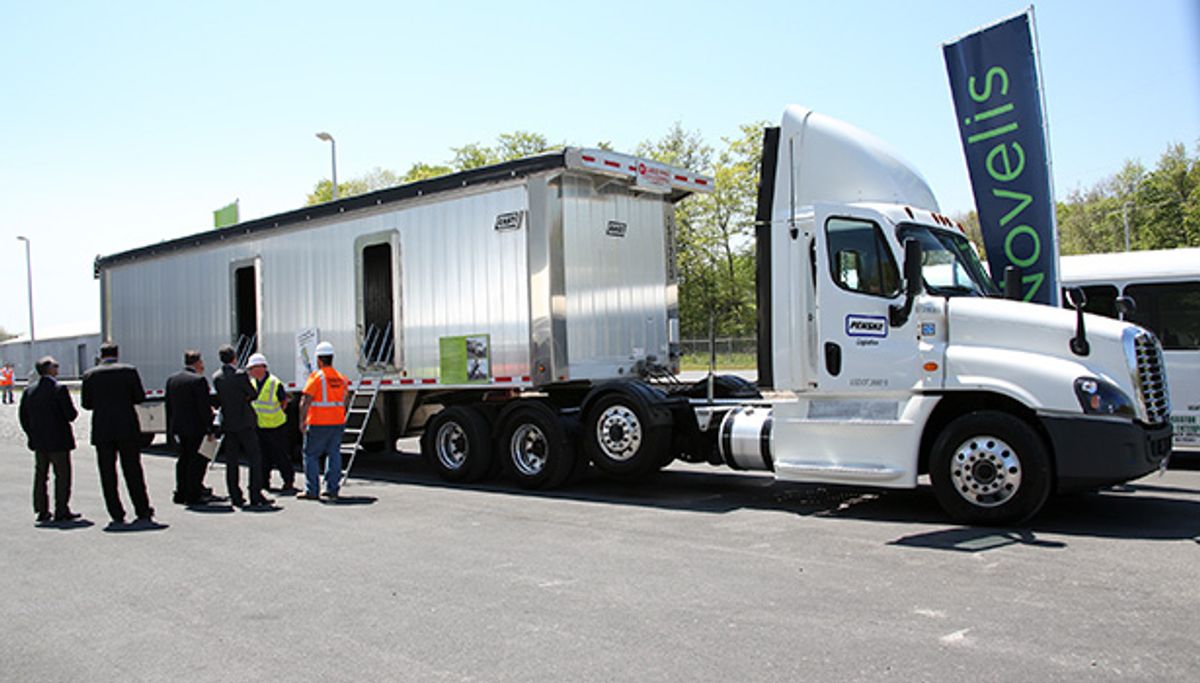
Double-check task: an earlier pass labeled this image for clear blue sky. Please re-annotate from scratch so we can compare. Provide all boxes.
[2,0,1197,336]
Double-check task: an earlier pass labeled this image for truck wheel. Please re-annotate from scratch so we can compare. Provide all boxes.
[583,392,669,479]
[929,411,1051,525]
[498,402,577,490]
[421,406,493,483]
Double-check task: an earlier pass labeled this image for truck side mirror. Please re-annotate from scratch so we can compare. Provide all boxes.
[1115,296,1136,318]
[1003,265,1022,300]
[889,239,923,327]
[1066,287,1090,356]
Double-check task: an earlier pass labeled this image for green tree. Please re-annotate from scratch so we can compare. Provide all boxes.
[306,167,402,205]
[449,142,499,171]
[402,162,454,183]
[496,131,557,160]
[637,122,765,340]
[1047,141,1199,256]
[1134,142,1200,249]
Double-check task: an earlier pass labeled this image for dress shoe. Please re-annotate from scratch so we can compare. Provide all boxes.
[296,491,320,500]
[54,511,82,522]
[36,512,52,523]
[279,484,298,494]
[322,491,339,501]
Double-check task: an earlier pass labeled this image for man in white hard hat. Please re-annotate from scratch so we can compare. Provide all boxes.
[246,353,295,495]
[298,341,350,500]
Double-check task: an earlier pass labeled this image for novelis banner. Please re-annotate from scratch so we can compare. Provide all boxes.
[944,10,1059,305]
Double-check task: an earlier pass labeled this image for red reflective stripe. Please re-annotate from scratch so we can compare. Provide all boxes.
[581,155,596,162]
[400,379,414,385]
[628,165,636,171]
[421,378,437,384]
[695,178,709,186]
[494,376,512,383]
[521,375,531,382]
[603,160,621,168]
[380,379,393,385]
[674,174,687,181]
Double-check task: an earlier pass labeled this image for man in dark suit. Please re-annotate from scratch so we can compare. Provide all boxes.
[166,349,214,506]
[81,341,155,525]
[19,356,81,524]
[213,344,271,508]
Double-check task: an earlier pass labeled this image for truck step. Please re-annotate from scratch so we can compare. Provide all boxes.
[773,461,905,483]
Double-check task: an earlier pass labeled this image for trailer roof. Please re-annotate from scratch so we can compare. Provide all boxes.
[94,148,711,273]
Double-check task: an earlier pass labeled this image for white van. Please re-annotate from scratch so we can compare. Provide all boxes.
[1060,247,1200,454]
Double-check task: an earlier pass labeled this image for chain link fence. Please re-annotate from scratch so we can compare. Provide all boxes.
[678,337,757,370]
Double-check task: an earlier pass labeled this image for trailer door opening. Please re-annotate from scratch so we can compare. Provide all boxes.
[234,263,258,354]
[362,242,395,364]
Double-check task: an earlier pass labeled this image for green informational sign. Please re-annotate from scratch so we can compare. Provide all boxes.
[439,334,491,384]
[213,200,239,228]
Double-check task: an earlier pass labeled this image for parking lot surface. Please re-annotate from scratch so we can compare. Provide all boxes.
[1,399,1198,681]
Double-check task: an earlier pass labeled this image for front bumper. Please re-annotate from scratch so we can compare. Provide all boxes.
[1041,415,1173,493]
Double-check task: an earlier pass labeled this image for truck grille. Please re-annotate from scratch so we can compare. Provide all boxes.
[1133,332,1170,424]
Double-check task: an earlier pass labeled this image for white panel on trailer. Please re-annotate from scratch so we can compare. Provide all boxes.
[400,184,530,382]
[561,175,672,379]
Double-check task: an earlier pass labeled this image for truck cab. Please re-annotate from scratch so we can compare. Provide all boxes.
[738,106,1173,524]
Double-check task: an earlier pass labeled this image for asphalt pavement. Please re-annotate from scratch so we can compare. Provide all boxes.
[1,398,1198,682]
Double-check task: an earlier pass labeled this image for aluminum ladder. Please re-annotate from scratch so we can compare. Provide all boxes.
[340,322,394,480]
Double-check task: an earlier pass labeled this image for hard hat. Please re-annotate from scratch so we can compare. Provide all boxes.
[246,353,268,368]
[315,341,335,356]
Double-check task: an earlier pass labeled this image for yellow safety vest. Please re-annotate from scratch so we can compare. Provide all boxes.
[252,374,286,429]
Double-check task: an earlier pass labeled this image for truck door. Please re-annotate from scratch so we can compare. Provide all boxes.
[813,206,921,393]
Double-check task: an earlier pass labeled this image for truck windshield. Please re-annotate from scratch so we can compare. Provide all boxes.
[897,224,999,297]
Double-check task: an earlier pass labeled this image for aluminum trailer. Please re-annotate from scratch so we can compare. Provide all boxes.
[95,148,714,476]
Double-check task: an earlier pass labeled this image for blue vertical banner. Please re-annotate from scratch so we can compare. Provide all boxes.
[944,9,1059,305]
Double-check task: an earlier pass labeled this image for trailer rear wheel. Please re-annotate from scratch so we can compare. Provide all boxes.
[498,402,577,490]
[929,411,1051,525]
[421,405,493,483]
[583,393,669,479]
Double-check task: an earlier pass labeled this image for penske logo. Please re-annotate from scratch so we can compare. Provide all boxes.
[845,315,888,338]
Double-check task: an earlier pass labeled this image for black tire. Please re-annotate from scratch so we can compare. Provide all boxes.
[929,410,1052,525]
[582,392,670,479]
[420,405,493,483]
[497,402,577,490]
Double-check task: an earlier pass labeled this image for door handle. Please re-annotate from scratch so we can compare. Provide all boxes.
[824,342,842,376]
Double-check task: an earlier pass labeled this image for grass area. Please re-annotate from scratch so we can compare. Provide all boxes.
[679,353,757,372]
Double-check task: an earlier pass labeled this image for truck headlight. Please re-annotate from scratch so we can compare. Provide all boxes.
[1074,377,1135,417]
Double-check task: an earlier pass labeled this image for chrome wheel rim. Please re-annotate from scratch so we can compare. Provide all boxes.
[596,405,642,461]
[510,424,548,476]
[436,422,468,471]
[950,434,1022,508]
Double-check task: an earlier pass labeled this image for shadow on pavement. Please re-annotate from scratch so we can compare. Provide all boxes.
[890,527,1068,553]
[35,518,96,531]
[338,450,1200,545]
[323,496,377,506]
[104,519,169,533]
[184,503,237,514]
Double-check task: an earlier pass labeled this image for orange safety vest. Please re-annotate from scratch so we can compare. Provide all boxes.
[0,367,12,386]
[303,365,348,426]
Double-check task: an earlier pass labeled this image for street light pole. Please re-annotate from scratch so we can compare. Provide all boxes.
[15,236,33,342]
[315,131,338,200]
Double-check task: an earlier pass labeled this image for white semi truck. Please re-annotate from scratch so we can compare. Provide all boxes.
[95,105,1172,524]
